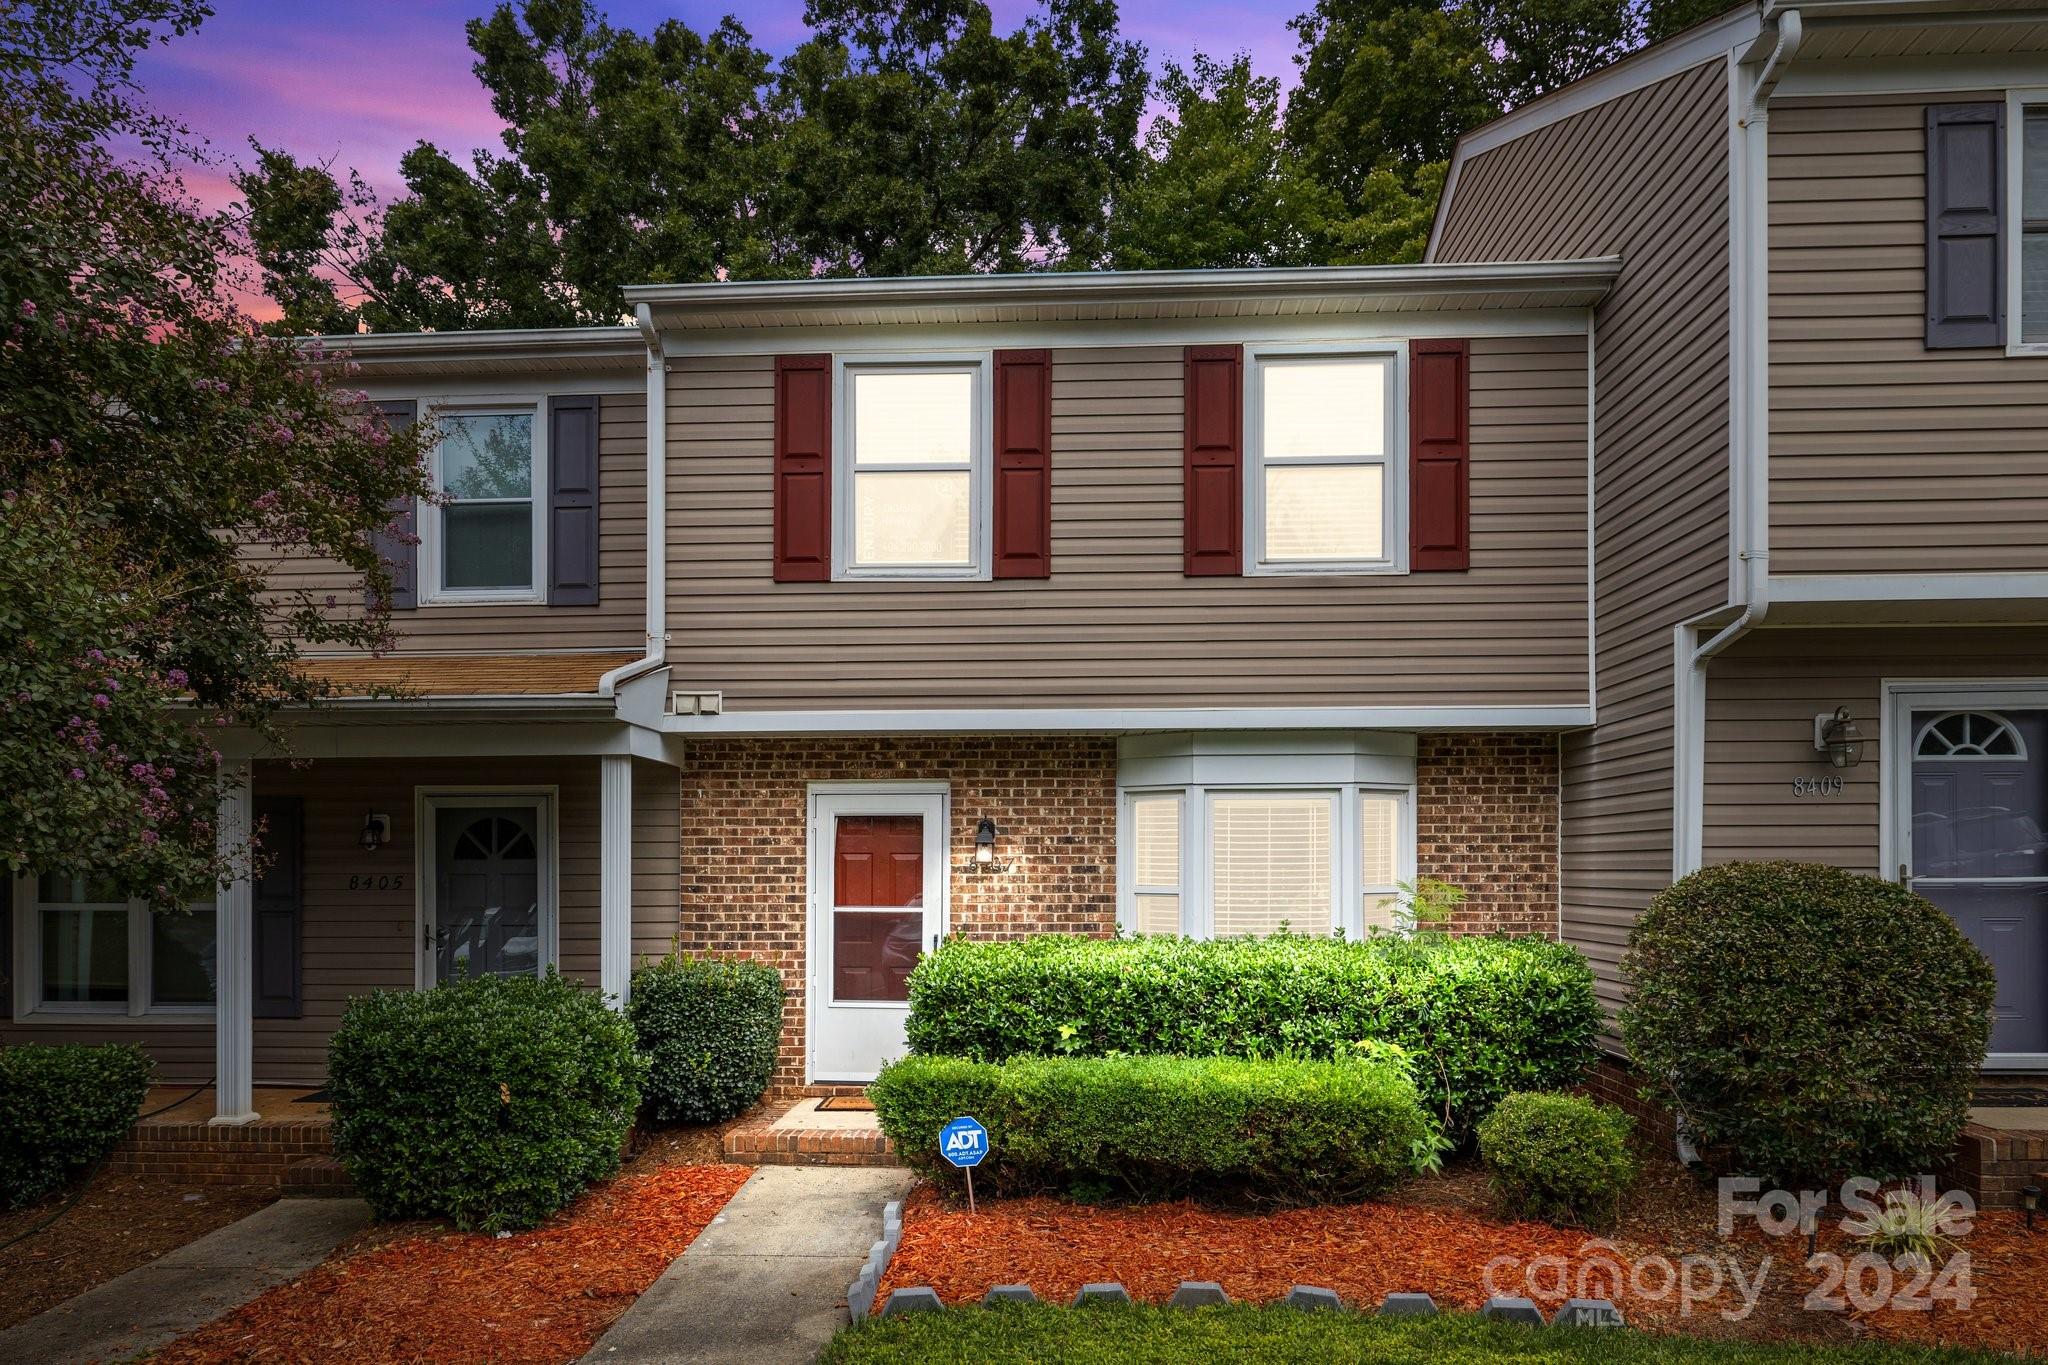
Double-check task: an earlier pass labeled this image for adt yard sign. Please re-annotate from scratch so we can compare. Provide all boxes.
[940,1116,988,1168]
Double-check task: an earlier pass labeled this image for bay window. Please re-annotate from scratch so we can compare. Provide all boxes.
[836,359,989,579]
[15,873,216,1015]
[1248,349,1400,573]
[1121,777,1413,939]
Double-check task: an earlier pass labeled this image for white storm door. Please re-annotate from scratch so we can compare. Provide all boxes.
[808,787,948,1083]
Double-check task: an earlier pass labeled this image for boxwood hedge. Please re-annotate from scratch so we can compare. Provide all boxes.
[903,933,1599,1139]
[1622,861,1996,1184]
[1477,1090,1637,1228]
[0,1042,153,1208]
[328,972,645,1233]
[627,951,785,1125]
[870,1052,1431,1202]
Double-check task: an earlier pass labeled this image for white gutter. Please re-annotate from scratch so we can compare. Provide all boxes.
[597,304,670,700]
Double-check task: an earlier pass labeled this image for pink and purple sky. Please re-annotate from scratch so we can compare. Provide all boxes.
[138,1,1304,220]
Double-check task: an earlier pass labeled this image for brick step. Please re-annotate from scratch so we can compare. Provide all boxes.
[724,1098,900,1168]
[282,1155,356,1197]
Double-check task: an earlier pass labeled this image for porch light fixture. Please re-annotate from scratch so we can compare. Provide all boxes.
[974,818,999,866]
[1813,706,1865,769]
[359,811,390,853]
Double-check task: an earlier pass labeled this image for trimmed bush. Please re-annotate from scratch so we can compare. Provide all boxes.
[1477,1091,1637,1228]
[627,951,786,1125]
[904,933,1599,1139]
[328,972,645,1232]
[869,1052,1433,1202]
[1622,861,1996,1185]
[0,1042,152,1208]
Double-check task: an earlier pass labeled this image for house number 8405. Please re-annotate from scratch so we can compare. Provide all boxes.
[347,874,404,891]
[1792,776,1843,797]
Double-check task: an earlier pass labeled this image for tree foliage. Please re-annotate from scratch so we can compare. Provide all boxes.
[1,0,433,905]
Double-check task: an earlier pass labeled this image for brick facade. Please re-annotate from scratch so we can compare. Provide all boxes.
[675,732,1559,1094]
[1418,733,1560,937]
[674,737,1120,1093]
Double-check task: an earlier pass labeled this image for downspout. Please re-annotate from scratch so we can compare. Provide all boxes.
[1668,9,1803,1168]
[598,303,670,698]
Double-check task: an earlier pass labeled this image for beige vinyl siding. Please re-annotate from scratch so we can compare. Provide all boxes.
[1770,94,2048,574]
[664,337,1590,712]
[1,756,680,1084]
[255,393,647,655]
[1434,60,1732,1006]
[1703,626,2048,871]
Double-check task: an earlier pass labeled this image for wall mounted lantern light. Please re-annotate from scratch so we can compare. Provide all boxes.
[359,811,391,853]
[974,817,999,866]
[1812,706,1865,769]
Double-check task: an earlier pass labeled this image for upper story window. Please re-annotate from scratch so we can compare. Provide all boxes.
[1248,349,1401,574]
[836,360,989,580]
[423,407,545,603]
[2021,103,2048,346]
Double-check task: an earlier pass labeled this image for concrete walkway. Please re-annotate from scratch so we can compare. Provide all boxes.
[584,1165,913,1365]
[0,1197,370,1365]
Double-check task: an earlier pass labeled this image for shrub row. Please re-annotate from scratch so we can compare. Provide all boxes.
[328,972,645,1233]
[904,933,1600,1138]
[627,950,786,1125]
[869,1052,1433,1203]
[0,1042,153,1208]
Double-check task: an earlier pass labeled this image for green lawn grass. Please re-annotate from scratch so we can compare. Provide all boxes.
[821,1303,2019,1364]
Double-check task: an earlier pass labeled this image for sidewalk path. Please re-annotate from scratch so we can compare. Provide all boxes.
[585,1166,912,1365]
[0,1197,369,1365]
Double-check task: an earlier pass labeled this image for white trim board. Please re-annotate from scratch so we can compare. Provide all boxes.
[1772,573,2048,604]
[660,705,1597,736]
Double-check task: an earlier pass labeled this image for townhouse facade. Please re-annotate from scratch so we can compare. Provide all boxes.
[5,0,2044,1120]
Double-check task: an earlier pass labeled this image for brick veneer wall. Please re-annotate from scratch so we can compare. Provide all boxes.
[674,737,1120,1093]
[1418,733,1559,937]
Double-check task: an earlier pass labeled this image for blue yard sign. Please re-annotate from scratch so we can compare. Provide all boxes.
[940,1115,988,1168]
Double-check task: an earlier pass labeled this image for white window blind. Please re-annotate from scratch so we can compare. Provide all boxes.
[1130,793,1183,935]
[1255,355,1394,568]
[847,368,976,569]
[1208,795,1334,937]
[1361,793,1402,932]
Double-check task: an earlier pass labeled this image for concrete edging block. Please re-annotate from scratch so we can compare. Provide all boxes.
[982,1284,1039,1306]
[1282,1285,1344,1311]
[1378,1292,1438,1316]
[1168,1281,1230,1308]
[880,1286,945,1316]
[1553,1298,1625,1328]
[1071,1282,1132,1306]
[1482,1295,1547,1326]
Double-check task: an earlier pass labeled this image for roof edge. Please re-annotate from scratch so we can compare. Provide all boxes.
[303,325,645,367]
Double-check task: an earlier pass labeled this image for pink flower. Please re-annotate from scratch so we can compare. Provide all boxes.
[91,693,110,709]
[253,490,281,513]
[166,668,188,688]
[69,767,84,780]
[140,829,159,844]
[18,300,35,319]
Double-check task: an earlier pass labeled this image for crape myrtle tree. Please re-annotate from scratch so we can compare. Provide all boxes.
[0,0,433,908]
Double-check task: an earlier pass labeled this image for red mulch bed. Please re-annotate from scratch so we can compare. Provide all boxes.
[876,1182,2048,1357]
[153,1163,750,1364]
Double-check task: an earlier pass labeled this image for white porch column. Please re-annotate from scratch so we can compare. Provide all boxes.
[600,754,634,1005]
[212,767,258,1125]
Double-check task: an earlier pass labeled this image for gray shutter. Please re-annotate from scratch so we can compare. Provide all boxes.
[548,394,601,606]
[1926,102,2006,349]
[252,796,303,1020]
[368,399,418,609]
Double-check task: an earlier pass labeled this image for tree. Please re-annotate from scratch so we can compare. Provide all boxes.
[772,0,1150,275]
[239,1,786,332]
[1,0,433,905]
[1645,0,1739,43]
[1107,52,1332,270]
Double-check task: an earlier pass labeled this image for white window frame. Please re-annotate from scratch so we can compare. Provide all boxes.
[417,397,549,605]
[9,873,216,1021]
[2005,88,2048,357]
[831,353,994,582]
[414,788,560,990]
[1117,780,1416,940]
[1244,342,1408,576]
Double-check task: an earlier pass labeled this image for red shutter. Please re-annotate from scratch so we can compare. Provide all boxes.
[773,354,831,583]
[1183,344,1243,577]
[1409,339,1470,572]
[992,349,1053,579]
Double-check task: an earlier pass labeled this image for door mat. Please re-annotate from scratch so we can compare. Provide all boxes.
[816,1095,875,1112]
[1971,1085,2048,1107]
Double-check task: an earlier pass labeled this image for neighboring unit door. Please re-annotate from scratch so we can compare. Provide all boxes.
[425,799,548,985]
[809,789,947,1083]
[1909,709,2048,1057]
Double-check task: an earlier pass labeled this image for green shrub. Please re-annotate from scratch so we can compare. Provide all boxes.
[869,1052,1432,1202]
[1622,861,1996,1185]
[627,951,785,1125]
[1477,1091,1636,1228]
[0,1043,152,1208]
[904,934,1599,1139]
[328,972,646,1233]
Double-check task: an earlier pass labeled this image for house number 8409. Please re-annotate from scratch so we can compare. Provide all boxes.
[1792,776,1843,797]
